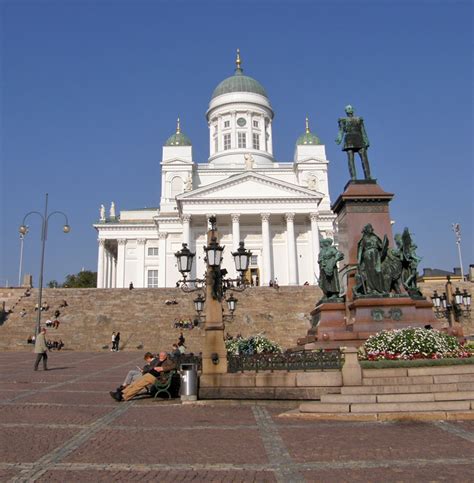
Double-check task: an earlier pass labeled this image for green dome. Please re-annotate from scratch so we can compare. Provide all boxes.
[164,118,192,146]
[165,132,192,146]
[296,117,322,145]
[211,71,268,99]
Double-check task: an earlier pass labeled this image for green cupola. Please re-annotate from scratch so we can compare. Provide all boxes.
[296,117,321,145]
[164,118,192,146]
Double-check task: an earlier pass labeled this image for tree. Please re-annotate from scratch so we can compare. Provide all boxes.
[63,270,97,288]
[47,280,59,288]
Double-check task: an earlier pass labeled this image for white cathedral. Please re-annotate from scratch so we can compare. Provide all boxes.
[94,51,336,288]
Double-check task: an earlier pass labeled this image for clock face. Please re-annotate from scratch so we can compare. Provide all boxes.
[237,117,247,127]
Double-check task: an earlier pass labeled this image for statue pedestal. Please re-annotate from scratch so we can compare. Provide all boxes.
[332,180,394,300]
[295,179,461,350]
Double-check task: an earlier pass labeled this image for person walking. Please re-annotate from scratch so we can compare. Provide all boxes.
[34,327,49,371]
[115,332,121,352]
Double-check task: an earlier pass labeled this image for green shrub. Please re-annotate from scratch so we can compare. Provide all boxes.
[225,334,282,355]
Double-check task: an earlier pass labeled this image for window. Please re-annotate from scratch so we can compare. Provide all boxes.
[224,120,230,128]
[252,133,260,150]
[147,270,158,288]
[170,176,184,198]
[238,132,246,149]
[147,247,158,256]
[253,120,259,128]
[250,255,258,266]
[224,133,231,150]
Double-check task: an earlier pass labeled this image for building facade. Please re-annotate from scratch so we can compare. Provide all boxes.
[94,51,336,288]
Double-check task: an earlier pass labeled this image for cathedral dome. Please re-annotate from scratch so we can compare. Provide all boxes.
[211,50,267,100]
[296,117,321,145]
[164,118,192,146]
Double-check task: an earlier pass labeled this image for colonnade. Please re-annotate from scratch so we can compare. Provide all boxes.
[97,212,322,288]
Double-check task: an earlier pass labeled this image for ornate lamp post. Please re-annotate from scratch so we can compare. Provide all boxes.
[431,276,471,327]
[175,216,252,373]
[19,194,70,335]
[452,223,464,280]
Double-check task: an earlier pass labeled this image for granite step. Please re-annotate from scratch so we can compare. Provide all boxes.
[341,383,474,395]
[350,400,471,413]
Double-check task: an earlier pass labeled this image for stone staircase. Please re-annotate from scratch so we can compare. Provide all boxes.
[298,364,474,420]
[0,286,320,352]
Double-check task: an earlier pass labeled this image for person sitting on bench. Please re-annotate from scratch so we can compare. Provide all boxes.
[115,352,158,393]
[110,351,176,402]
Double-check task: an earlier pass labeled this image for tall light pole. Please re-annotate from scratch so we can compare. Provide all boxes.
[18,228,29,287]
[452,223,464,280]
[19,194,71,335]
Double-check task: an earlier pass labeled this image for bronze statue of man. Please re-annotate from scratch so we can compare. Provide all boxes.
[336,105,372,180]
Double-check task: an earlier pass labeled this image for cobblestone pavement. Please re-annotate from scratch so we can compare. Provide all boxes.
[0,351,473,482]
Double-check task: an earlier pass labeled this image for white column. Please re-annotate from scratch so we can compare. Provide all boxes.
[158,232,168,287]
[231,213,240,250]
[310,213,320,284]
[209,121,214,156]
[97,239,105,288]
[261,213,272,285]
[231,111,236,149]
[286,213,298,285]
[111,253,116,288]
[136,239,146,288]
[267,119,273,155]
[182,214,191,246]
[262,116,267,152]
[105,250,111,288]
[247,110,252,149]
[116,239,127,288]
[217,115,222,152]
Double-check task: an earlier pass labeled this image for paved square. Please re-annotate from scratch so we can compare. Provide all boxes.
[0,351,473,482]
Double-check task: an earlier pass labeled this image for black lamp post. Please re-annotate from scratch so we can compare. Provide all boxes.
[19,194,70,335]
[175,216,252,319]
[431,277,471,325]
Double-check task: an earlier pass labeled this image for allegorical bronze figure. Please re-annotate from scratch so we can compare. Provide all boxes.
[318,238,344,300]
[335,105,372,180]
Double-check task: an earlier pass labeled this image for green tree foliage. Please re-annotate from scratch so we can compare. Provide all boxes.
[47,280,59,288]
[63,270,97,288]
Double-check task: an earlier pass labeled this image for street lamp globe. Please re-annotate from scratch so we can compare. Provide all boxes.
[454,287,463,305]
[174,243,195,275]
[19,225,28,235]
[232,242,252,273]
[205,237,224,267]
[63,224,71,233]
[462,290,471,308]
[193,293,205,313]
[431,290,441,308]
[226,294,237,313]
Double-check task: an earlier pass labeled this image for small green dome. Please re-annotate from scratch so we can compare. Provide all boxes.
[211,49,267,100]
[296,117,322,145]
[164,118,192,146]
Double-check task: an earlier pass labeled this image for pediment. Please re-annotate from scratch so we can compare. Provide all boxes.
[161,157,194,166]
[176,172,324,201]
[295,156,328,165]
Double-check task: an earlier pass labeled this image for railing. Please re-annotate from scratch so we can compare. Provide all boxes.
[227,349,343,373]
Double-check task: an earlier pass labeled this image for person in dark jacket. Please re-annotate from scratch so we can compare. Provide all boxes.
[110,352,176,401]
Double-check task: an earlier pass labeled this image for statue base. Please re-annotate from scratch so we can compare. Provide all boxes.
[296,296,462,350]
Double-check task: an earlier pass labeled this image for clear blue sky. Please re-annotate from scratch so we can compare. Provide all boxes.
[1,1,472,286]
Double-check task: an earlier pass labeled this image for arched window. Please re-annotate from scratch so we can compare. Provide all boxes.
[170,176,184,198]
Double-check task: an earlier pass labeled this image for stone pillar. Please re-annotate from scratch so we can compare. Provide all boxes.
[209,121,214,156]
[231,111,236,148]
[105,249,111,288]
[267,119,273,155]
[341,347,362,386]
[116,239,127,288]
[286,213,298,285]
[158,232,168,287]
[217,115,222,152]
[182,214,191,246]
[111,253,116,288]
[97,239,105,288]
[310,213,320,283]
[261,213,272,285]
[247,110,252,149]
[231,214,240,250]
[136,239,146,288]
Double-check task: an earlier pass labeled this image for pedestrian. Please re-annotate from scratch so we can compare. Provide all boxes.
[178,331,185,346]
[111,332,116,351]
[129,282,134,290]
[115,332,121,351]
[34,328,49,371]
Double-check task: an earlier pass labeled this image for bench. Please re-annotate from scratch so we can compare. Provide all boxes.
[150,370,180,399]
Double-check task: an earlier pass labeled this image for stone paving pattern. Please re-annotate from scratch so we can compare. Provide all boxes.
[0,351,473,482]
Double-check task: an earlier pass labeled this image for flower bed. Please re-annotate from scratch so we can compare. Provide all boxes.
[225,334,282,355]
[358,327,472,361]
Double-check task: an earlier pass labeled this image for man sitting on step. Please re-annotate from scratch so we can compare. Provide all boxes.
[110,351,176,402]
